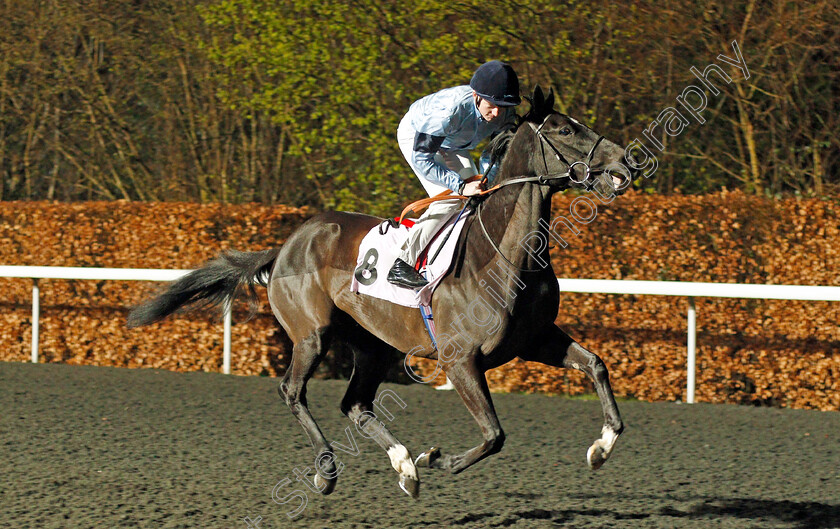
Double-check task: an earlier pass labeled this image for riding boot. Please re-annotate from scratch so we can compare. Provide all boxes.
[387,258,429,289]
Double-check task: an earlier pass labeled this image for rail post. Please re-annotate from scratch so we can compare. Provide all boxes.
[687,297,696,403]
[31,279,40,364]
[223,302,232,375]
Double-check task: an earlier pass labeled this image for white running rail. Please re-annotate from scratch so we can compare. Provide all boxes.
[2,266,838,400]
[556,279,840,403]
[0,265,233,375]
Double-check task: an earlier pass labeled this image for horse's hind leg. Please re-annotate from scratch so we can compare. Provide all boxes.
[519,325,624,470]
[278,326,341,495]
[338,329,420,498]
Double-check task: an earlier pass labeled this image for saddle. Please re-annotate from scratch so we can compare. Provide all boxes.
[349,208,470,308]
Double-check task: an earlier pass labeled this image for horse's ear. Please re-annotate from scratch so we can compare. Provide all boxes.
[531,85,545,111]
[544,87,555,112]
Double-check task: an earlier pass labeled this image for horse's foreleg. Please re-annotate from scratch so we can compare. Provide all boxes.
[415,354,505,475]
[278,327,341,495]
[339,339,420,499]
[519,325,624,470]
[569,339,624,470]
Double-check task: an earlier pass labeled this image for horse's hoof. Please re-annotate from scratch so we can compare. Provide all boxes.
[386,444,420,498]
[587,425,620,470]
[399,473,420,499]
[414,447,440,468]
[314,472,337,495]
[586,443,608,470]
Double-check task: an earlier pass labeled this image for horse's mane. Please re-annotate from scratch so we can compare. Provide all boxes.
[485,86,555,175]
[485,126,516,171]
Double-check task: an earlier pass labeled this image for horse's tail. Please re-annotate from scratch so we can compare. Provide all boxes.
[127,248,281,328]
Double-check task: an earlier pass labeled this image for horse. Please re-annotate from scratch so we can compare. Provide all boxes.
[128,85,631,499]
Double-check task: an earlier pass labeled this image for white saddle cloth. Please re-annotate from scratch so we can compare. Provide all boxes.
[349,211,469,308]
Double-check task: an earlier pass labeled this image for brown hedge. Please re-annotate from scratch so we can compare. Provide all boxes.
[0,192,837,410]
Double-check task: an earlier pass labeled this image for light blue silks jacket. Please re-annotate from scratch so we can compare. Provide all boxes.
[403,85,517,192]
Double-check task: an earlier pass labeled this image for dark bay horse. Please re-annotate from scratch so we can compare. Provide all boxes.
[128,86,629,499]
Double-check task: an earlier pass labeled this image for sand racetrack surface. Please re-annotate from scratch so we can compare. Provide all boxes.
[2,362,839,529]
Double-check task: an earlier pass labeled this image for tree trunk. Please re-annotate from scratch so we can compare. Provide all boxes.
[812,140,823,196]
[734,87,761,195]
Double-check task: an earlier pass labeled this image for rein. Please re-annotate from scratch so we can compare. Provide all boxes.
[395,171,570,225]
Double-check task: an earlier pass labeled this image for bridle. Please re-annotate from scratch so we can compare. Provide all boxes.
[476,113,605,272]
[532,115,605,185]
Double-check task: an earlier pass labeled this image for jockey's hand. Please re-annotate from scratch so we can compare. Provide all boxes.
[460,180,485,197]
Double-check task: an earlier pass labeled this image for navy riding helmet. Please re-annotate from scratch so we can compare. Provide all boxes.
[469,60,521,107]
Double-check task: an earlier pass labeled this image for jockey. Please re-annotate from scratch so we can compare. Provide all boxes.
[387,60,521,289]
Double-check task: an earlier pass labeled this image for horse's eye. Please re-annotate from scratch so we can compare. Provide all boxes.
[559,128,573,136]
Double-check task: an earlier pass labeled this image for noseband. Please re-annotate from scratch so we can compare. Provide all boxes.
[477,114,605,271]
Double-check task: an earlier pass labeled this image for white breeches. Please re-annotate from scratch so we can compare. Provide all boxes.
[396,118,477,265]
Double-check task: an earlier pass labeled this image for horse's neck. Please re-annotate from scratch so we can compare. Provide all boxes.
[493,183,552,272]
[467,176,552,318]
[490,131,553,272]
[465,129,553,308]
